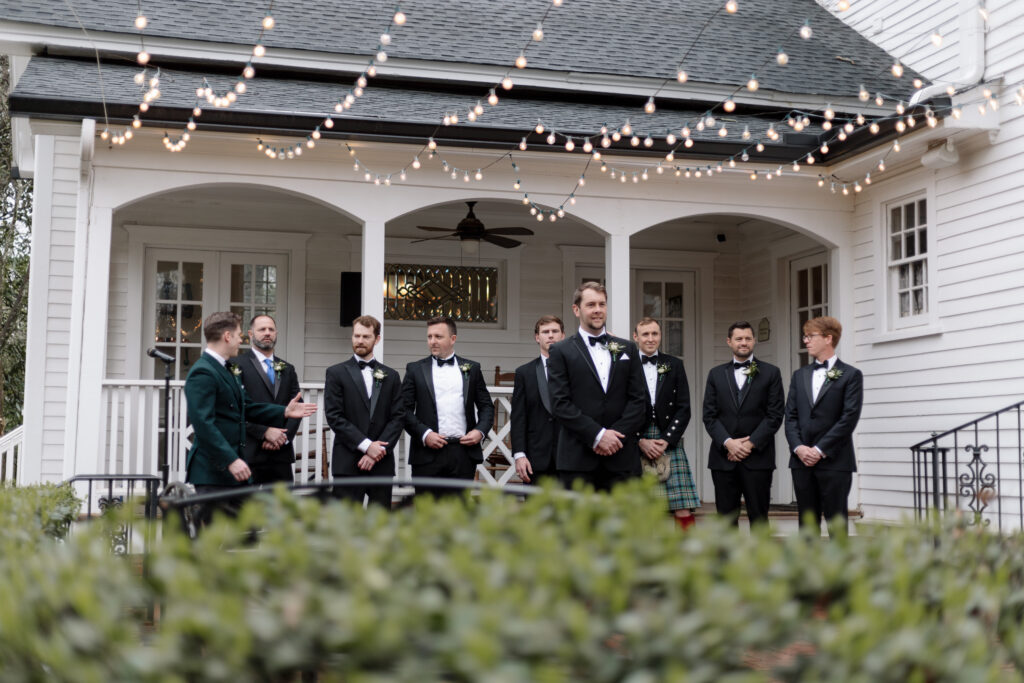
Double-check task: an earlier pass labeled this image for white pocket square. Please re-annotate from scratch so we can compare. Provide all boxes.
[619,353,630,360]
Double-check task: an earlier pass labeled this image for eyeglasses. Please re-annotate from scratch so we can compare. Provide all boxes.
[801,333,823,341]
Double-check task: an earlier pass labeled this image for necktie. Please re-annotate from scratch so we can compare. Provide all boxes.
[733,360,751,369]
[358,359,377,370]
[642,355,659,365]
[588,334,609,346]
[435,356,455,367]
[264,358,276,385]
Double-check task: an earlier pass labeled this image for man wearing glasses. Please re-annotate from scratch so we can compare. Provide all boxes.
[784,316,863,536]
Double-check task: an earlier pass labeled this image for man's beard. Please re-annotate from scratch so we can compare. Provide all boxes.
[253,337,275,351]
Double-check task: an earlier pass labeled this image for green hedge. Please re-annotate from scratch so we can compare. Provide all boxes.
[2,481,1024,681]
[0,482,80,543]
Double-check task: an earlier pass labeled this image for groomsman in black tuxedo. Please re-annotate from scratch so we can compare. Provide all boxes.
[510,315,565,484]
[401,315,494,497]
[324,315,405,507]
[234,314,302,485]
[785,316,863,535]
[702,321,785,525]
[547,282,648,491]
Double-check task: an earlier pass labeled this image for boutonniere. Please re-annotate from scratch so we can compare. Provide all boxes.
[604,341,626,361]
[228,363,242,377]
[272,360,287,374]
[742,360,760,381]
[656,363,671,381]
[826,367,843,382]
[459,362,473,376]
[372,367,387,384]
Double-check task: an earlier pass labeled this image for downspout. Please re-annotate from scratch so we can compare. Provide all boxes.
[909,0,987,106]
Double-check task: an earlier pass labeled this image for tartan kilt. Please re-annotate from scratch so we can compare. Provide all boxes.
[643,423,701,511]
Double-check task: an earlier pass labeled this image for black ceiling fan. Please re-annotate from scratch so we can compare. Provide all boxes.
[414,201,534,248]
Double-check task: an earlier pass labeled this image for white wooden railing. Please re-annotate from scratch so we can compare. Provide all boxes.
[0,424,23,484]
[96,380,516,487]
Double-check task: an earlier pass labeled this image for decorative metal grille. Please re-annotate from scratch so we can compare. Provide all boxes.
[384,263,498,322]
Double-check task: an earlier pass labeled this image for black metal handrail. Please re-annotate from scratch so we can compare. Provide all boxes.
[910,399,1024,530]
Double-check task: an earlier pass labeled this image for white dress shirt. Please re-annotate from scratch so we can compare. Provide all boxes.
[579,327,613,449]
[811,355,837,403]
[579,327,612,392]
[251,346,274,378]
[641,354,658,406]
[354,354,375,454]
[733,355,754,390]
[423,354,467,442]
[204,347,229,367]
[513,355,548,462]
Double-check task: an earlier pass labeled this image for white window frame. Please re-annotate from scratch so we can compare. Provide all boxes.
[125,225,310,379]
[872,186,941,342]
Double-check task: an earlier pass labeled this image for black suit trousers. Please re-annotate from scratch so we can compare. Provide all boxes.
[251,461,294,485]
[711,468,773,525]
[791,467,851,533]
[411,442,478,498]
[558,466,636,493]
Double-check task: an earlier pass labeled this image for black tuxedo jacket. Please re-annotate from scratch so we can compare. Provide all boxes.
[638,354,691,448]
[784,359,863,472]
[401,355,495,466]
[510,357,557,473]
[703,359,785,471]
[324,358,405,477]
[547,333,648,473]
[234,350,301,467]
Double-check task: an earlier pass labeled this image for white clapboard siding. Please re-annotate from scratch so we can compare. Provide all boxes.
[848,6,1024,522]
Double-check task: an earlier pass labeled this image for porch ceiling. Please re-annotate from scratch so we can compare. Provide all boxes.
[10,56,917,166]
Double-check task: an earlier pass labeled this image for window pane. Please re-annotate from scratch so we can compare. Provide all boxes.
[899,291,910,317]
[811,266,823,304]
[913,260,925,286]
[899,264,909,289]
[180,304,203,343]
[905,233,916,258]
[912,288,925,315]
[230,264,246,303]
[798,270,809,307]
[156,261,178,301]
[642,282,662,318]
[231,305,251,344]
[179,346,201,379]
[155,303,177,343]
[919,228,927,254]
[666,321,683,357]
[890,236,902,260]
[917,199,927,226]
[904,203,915,228]
[890,207,901,233]
[665,282,683,318]
[181,262,204,301]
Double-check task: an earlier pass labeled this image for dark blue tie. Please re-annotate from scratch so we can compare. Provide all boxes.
[264,358,275,385]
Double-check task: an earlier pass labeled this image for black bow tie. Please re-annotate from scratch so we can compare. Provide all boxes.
[435,356,456,367]
[642,355,659,365]
[733,360,751,369]
[357,359,377,370]
[588,334,609,346]
[813,362,830,371]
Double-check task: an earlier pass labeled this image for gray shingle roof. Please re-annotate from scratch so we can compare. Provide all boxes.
[0,0,922,99]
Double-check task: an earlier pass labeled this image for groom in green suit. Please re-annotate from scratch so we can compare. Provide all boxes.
[185,312,316,498]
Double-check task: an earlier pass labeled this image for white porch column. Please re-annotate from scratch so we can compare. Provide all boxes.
[604,232,631,336]
[361,217,386,358]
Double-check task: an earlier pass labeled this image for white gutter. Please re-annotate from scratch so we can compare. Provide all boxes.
[910,0,986,106]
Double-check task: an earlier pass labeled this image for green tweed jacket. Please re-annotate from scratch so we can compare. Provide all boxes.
[184,351,287,486]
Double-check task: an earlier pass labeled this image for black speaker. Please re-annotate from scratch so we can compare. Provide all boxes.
[340,271,362,327]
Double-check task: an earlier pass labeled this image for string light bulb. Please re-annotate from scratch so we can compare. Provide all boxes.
[723,99,736,112]
[800,21,813,40]
[644,97,656,114]
[532,23,544,41]
[519,137,527,151]
[676,70,688,83]
[776,49,789,66]
[891,61,904,78]
[253,44,266,57]
[565,138,575,151]
[137,51,150,65]
[746,75,759,91]
[134,14,147,29]
[725,0,738,14]
[515,53,527,69]
[262,14,275,29]
[501,76,514,90]
[393,10,406,24]
[488,89,498,105]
